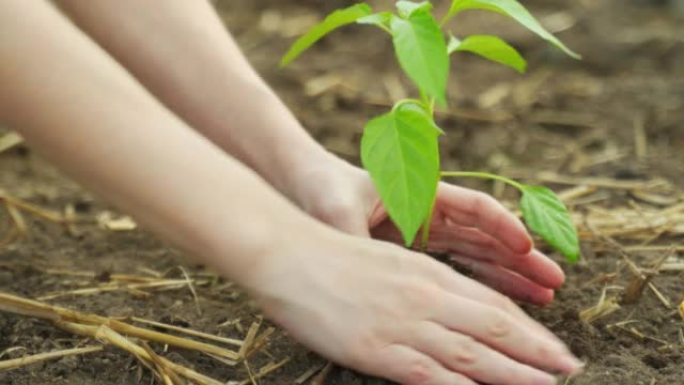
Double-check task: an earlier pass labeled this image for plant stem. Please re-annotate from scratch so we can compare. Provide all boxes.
[420,187,437,251]
[392,98,425,112]
[440,171,525,191]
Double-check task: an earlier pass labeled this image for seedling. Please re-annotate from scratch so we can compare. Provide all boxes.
[281,0,581,262]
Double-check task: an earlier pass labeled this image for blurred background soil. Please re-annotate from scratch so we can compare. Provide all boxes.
[0,0,683,384]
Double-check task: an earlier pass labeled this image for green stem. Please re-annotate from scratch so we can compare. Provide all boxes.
[440,171,525,191]
[417,91,435,115]
[377,24,392,35]
[392,98,424,112]
[420,187,437,251]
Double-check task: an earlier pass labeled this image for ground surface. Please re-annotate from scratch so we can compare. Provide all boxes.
[1,0,683,384]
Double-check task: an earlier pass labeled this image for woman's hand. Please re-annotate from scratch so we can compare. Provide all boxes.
[288,155,566,305]
[248,229,581,385]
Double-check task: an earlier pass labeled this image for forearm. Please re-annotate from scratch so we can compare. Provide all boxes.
[0,0,322,287]
[54,0,337,202]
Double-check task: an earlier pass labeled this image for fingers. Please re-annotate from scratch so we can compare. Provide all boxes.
[371,344,478,385]
[432,291,581,375]
[374,220,565,290]
[436,266,566,344]
[431,226,565,289]
[451,254,554,305]
[437,184,532,254]
[404,321,558,385]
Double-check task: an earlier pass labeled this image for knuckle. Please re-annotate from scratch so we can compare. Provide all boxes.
[347,330,384,360]
[401,280,442,310]
[450,335,478,365]
[403,358,434,385]
[491,294,519,313]
[486,311,514,339]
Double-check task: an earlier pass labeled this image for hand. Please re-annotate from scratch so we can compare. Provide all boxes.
[288,155,565,305]
[248,229,581,385]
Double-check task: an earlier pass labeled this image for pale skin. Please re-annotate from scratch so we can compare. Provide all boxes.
[0,1,581,384]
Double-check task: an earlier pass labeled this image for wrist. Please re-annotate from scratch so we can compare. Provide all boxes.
[206,80,342,203]
[218,209,340,296]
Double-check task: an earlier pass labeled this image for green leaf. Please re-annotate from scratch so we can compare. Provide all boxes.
[519,185,580,262]
[445,0,580,59]
[391,10,449,106]
[280,3,373,67]
[357,11,393,31]
[396,1,433,18]
[448,34,527,73]
[361,102,441,246]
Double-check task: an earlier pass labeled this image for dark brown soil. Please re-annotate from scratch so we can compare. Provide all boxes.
[1,0,683,384]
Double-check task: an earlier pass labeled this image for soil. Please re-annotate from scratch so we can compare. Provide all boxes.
[1,0,683,384]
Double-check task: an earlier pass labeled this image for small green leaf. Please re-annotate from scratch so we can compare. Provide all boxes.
[520,185,580,262]
[391,10,449,106]
[445,0,580,59]
[396,1,433,18]
[448,34,527,73]
[280,3,372,67]
[357,11,393,31]
[361,102,441,246]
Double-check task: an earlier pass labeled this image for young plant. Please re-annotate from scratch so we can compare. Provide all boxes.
[281,0,581,262]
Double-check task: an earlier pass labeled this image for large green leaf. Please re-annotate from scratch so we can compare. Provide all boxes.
[519,185,580,262]
[280,3,372,66]
[391,10,449,105]
[445,0,580,59]
[448,34,527,73]
[361,103,442,246]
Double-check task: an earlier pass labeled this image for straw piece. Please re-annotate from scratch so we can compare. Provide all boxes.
[141,342,184,385]
[243,359,258,385]
[0,346,102,371]
[579,287,621,323]
[557,185,597,203]
[310,361,334,385]
[0,292,240,361]
[37,279,194,301]
[294,363,326,385]
[238,320,262,358]
[508,171,669,190]
[5,203,27,235]
[58,322,226,385]
[243,327,276,361]
[238,358,290,385]
[647,283,671,309]
[178,266,202,316]
[622,249,671,304]
[96,211,137,231]
[131,317,243,347]
[0,194,64,223]
[0,347,27,360]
